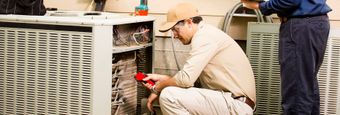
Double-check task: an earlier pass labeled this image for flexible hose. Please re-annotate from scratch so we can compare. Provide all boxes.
[222,2,273,33]
[170,31,181,71]
[224,2,243,32]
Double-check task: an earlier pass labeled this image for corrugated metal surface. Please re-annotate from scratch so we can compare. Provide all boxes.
[318,29,340,115]
[112,52,138,115]
[246,23,281,114]
[153,37,190,75]
[0,27,93,114]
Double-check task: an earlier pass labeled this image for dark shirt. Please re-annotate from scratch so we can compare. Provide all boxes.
[259,0,332,17]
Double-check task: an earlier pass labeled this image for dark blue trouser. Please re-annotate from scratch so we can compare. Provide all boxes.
[279,15,330,115]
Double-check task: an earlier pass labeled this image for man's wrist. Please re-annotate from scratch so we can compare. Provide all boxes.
[151,83,159,95]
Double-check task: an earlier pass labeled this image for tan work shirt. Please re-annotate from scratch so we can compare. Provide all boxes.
[173,22,256,103]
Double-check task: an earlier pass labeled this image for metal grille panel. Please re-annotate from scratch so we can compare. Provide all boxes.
[112,52,138,115]
[0,27,93,114]
[246,23,281,114]
[318,29,340,115]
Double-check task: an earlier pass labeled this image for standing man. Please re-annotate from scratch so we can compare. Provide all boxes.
[142,3,256,115]
[241,0,331,114]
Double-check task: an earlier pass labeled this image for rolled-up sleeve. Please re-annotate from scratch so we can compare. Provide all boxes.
[173,34,220,87]
[259,0,300,15]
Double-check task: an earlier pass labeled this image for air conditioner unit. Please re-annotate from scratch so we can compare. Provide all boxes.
[246,22,340,115]
[0,13,155,114]
[318,29,340,115]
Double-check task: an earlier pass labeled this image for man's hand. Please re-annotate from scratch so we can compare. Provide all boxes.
[147,93,158,112]
[241,0,260,10]
[142,74,171,90]
[142,74,173,112]
[141,74,176,112]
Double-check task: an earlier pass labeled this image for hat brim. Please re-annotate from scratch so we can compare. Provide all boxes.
[159,21,177,32]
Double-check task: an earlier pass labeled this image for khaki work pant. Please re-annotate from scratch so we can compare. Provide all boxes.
[158,87,253,115]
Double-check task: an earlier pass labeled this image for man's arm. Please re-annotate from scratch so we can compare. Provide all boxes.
[141,73,176,112]
[154,77,177,93]
[145,33,221,93]
[242,0,300,15]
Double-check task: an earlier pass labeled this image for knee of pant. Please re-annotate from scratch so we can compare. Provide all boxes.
[159,87,178,103]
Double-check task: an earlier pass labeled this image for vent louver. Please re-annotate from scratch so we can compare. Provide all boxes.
[318,29,340,115]
[246,23,281,114]
[0,27,93,114]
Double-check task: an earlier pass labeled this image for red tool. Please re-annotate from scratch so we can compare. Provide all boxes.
[135,72,155,86]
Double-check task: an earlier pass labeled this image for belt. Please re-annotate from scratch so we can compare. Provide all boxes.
[235,96,255,110]
[279,16,289,23]
[279,14,327,23]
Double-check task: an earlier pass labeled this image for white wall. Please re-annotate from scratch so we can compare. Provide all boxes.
[44,0,95,11]
[44,0,340,30]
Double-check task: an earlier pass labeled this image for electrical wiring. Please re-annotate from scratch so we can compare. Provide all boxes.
[113,25,150,46]
[113,26,130,46]
[132,28,150,45]
[132,33,140,45]
[170,31,181,71]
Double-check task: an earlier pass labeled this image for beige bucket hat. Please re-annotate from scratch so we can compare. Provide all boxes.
[159,3,199,32]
